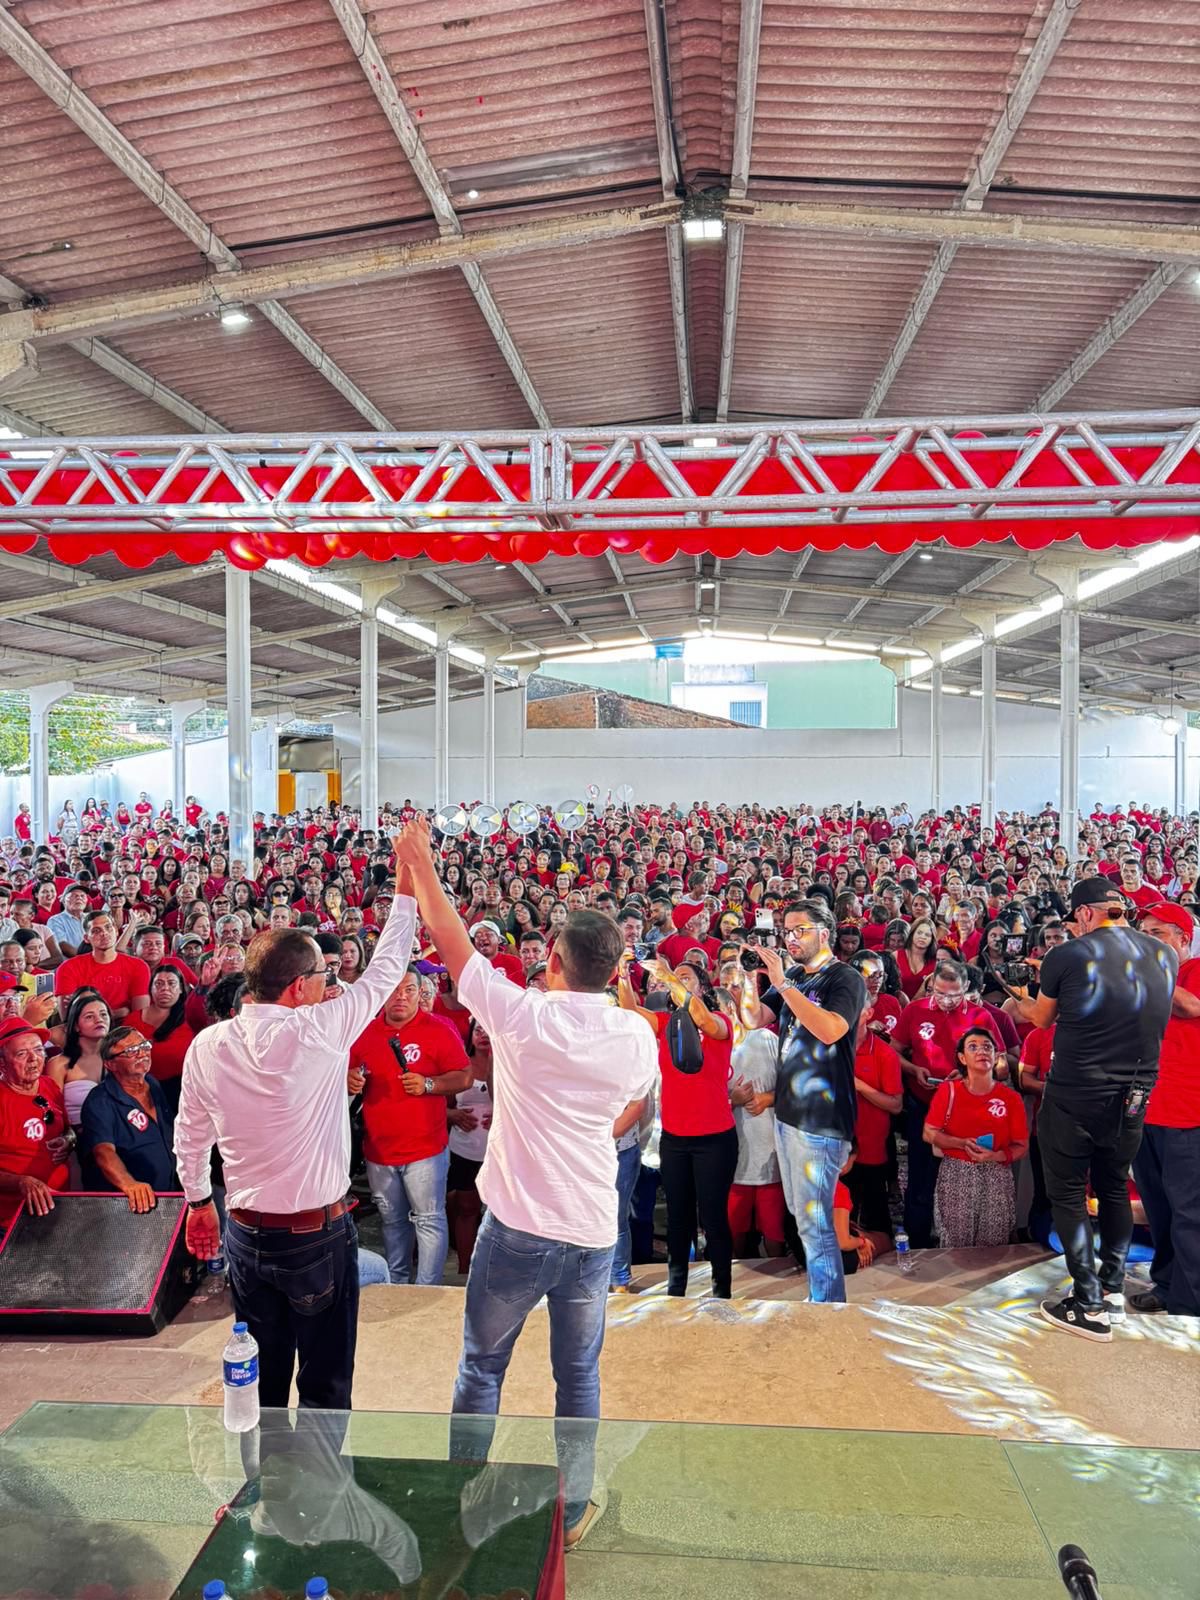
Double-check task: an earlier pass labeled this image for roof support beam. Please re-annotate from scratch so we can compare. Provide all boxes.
[0,557,223,620]
[0,342,38,394]
[0,7,393,428]
[66,338,228,432]
[327,0,550,427]
[715,0,764,422]
[642,0,693,421]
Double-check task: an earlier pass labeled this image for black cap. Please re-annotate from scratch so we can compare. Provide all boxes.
[1069,877,1126,912]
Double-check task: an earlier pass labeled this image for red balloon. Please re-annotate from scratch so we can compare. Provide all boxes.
[227,534,267,569]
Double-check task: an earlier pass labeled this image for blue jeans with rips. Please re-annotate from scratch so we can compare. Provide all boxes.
[366,1146,450,1285]
[609,1143,642,1287]
[775,1121,852,1303]
[449,1211,615,1530]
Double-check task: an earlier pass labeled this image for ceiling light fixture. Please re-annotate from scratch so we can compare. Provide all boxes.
[690,436,719,449]
[682,217,724,243]
[466,188,480,200]
[220,305,251,331]
[917,552,934,562]
[698,580,716,591]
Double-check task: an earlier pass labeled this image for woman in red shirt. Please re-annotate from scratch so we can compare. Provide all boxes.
[617,953,737,1300]
[924,1027,1028,1247]
[898,918,937,1000]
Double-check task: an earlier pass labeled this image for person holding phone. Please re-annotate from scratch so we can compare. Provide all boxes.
[924,1028,1028,1247]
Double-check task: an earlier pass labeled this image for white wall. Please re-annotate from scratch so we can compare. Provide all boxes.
[332,687,1200,812]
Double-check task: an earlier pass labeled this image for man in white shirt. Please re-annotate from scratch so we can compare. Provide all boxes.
[395,817,656,1549]
[175,834,415,1412]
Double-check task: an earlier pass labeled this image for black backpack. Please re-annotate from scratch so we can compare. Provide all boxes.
[665,1001,705,1075]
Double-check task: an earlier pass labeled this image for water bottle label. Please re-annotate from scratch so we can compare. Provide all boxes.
[224,1356,258,1387]
[208,1255,225,1274]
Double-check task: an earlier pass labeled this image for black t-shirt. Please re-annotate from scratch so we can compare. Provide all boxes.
[1038,926,1177,1098]
[762,959,866,1140]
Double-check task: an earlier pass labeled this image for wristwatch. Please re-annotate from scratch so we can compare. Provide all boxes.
[187,1196,215,1210]
[423,1076,435,1095]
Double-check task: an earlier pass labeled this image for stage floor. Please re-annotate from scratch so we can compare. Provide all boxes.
[1,1249,1197,1597]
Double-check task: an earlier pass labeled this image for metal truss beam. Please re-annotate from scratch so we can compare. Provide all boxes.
[7,416,1200,545]
[865,0,1080,416]
[328,0,550,427]
[715,0,764,423]
[0,7,394,429]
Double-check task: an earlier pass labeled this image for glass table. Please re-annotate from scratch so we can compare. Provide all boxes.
[0,1402,1195,1598]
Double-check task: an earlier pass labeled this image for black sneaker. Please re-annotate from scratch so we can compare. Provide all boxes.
[1129,1289,1167,1314]
[1040,1295,1111,1342]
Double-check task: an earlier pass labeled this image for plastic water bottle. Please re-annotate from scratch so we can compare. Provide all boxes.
[895,1228,914,1274]
[222,1321,260,1433]
[305,1580,329,1599]
[201,1251,226,1296]
[202,1584,227,1600]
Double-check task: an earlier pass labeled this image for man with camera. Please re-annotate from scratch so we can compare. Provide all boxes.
[1016,878,1176,1341]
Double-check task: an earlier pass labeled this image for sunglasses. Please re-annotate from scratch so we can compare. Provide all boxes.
[31,1095,56,1126]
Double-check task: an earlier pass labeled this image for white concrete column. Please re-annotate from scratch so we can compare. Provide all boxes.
[171,699,205,821]
[224,564,254,873]
[360,609,380,831]
[433,641,451,810]
[980,626,997,832]
[1174,725,1188,818]
[1058,571,1081,863]
[930,662,944,816]
[28,681,73,841]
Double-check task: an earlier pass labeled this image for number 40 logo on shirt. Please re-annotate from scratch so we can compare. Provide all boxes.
[402,1043,422,1066]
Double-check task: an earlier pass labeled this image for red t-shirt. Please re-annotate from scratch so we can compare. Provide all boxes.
[1148,956,1200,1129]
[898,954,936,1001]
[867,992,905,1038]
[432,996,472,1048]
[926,1079,1027,1162]
[654,1010,734,1137]
[53,951,151,1014]
[854,1033,903,1167]
[891,999,1006,1104]
[354,1012,469,1166]
[128,1015,195,1083]
[1019,1022,1055,1135]
[0,1076,68,1226]
[833,1179,852,1215]
[490,949,526,987]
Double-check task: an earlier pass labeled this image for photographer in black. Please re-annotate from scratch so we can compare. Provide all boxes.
[1016,878,1176,1341]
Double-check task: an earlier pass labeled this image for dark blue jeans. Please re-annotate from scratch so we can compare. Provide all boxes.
[1133,1121,1200,1316]
[903,1090,940,1248]
[225,1210,359,1411]
[610,1143,642,1288]
[450,1212,614,1529]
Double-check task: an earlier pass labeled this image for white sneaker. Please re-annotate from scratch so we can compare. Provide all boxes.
[1103,1291,1126,1324]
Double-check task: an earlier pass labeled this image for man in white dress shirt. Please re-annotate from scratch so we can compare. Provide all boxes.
[175,837,416,1412]
[395,816,656,1548]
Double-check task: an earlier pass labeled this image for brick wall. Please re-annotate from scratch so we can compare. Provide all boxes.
[527,687,737,730]
[526,691,597,729]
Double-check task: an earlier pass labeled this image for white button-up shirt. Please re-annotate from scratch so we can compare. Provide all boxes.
[174,897,417,1212]
[457,953,657,1248]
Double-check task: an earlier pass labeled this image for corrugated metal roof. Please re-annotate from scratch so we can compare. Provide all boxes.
[729,229,935,418]
[886,247,1149,413]
[1064,275,1200,408]
[1001,1,1200,199]
[747,0,1041,187]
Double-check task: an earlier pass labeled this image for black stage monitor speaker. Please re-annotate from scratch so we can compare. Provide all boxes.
[0,1192,193,1336]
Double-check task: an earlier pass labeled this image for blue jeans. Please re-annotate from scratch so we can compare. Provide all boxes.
[1132,1121,1200,1316]
[366,1147,449,1285]
[610,1143,641,1287]
[775,1122,851,1303]
[450,1212,614,1530]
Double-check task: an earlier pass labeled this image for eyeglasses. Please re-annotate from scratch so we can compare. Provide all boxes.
[108,1042,153,1062]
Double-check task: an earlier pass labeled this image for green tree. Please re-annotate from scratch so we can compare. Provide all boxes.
[0,695,169,776]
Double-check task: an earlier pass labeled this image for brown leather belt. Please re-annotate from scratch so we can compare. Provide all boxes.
[230,1198,348,1233]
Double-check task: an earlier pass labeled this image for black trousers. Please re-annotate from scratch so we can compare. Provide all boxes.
[1133,1121,1200,1316]
[844,1160,892,1236]
[659,1127,739,1298]
[1038,1090,1144,1313]
[903,1091,940,1248]
[225,1210,360,1411]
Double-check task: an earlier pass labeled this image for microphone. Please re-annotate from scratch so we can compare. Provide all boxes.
[1058,1545,1102,1600]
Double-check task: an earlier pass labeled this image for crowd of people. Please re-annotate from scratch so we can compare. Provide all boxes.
[0,790,1197,1347]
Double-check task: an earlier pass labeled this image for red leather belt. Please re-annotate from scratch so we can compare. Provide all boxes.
[230,1198,348,1233]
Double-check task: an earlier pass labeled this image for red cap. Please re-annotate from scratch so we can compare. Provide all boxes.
[0,1014,40,1046]
[1141,900,1195,937]
[671,900,706,930]
[0,973,18,993]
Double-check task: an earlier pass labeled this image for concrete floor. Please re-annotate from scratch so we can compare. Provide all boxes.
[1,1249,1197,1598]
